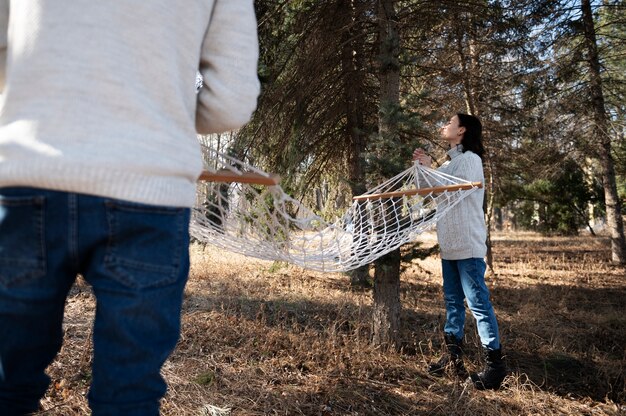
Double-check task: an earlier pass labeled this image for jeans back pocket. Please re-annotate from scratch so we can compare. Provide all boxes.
[104,201,190,290]
[0,195,46,288]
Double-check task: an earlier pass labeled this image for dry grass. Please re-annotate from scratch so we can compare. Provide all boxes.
[35,231,625,415]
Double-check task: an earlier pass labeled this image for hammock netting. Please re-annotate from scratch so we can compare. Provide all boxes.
[190,138,480,272]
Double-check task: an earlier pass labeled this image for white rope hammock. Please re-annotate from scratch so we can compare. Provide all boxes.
[190,138,481,272]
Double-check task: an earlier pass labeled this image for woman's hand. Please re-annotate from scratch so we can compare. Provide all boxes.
[412,148,432,167]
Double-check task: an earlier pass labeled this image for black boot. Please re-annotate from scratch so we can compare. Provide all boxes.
[469,348,507,390]
[428,333,468,379]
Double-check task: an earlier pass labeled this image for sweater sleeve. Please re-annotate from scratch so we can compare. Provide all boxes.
[0,0,8,93]
[196,0,260,134]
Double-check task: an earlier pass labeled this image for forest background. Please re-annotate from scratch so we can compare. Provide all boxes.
[221,0,626,261]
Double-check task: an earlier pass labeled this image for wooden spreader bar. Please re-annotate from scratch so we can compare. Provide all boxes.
[198,169,281,186]
[352,182,482,201]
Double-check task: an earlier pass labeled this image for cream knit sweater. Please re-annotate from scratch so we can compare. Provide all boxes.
[0,0,260,207]
[436,146,487,260]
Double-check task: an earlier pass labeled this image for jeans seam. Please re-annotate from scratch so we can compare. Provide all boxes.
[37,196,46,275]
[68,194,80,273]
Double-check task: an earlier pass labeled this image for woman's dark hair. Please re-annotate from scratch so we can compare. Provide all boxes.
[457,113,485,158]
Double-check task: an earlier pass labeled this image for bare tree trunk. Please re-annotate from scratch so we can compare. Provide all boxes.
[454,23,476,115]
[581,0,626,264]
[378,0,400,109]
[372,0,401,348]
[341,0,370,286]
[372,247,401,347]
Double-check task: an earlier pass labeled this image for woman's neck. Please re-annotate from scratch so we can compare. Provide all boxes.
[448,139,462,149]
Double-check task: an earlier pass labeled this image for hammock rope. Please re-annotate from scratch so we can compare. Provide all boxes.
[190,139,481,272]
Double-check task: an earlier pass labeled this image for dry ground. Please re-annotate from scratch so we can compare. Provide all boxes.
[36,231,625,415]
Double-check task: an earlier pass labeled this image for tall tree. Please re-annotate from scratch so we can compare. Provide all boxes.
[341,0,371,286]
[580,0,626,263]
[371,0,402,348]
[597,2,626,197]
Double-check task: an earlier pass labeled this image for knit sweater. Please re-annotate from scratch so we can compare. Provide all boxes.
[436,146,487,260]
[0,0,260,207]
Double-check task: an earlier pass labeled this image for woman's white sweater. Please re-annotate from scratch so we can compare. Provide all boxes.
[0,0,260,207]
[437,146,487,260]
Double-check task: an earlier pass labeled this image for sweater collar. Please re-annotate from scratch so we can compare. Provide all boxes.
[447,144,464,159]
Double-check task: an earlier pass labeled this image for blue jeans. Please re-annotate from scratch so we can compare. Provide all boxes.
[0,187,191,415]
[441,258,500,350]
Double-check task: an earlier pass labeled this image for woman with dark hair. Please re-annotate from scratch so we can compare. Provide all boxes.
[413,113,506,390]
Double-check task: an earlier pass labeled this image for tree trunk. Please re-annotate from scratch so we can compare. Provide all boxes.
[378,1,400,111]
[372,247,401,348]
[341,0,370,286]
[372,0,401,348]
[454,22,476,115]
[581,0,626,264]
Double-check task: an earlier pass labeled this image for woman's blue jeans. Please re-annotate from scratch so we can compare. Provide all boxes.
[0,187,191,415]
[441,258,500,350]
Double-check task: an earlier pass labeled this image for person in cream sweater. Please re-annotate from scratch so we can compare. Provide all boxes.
[413,114,506,390]
[0,1,260,414]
